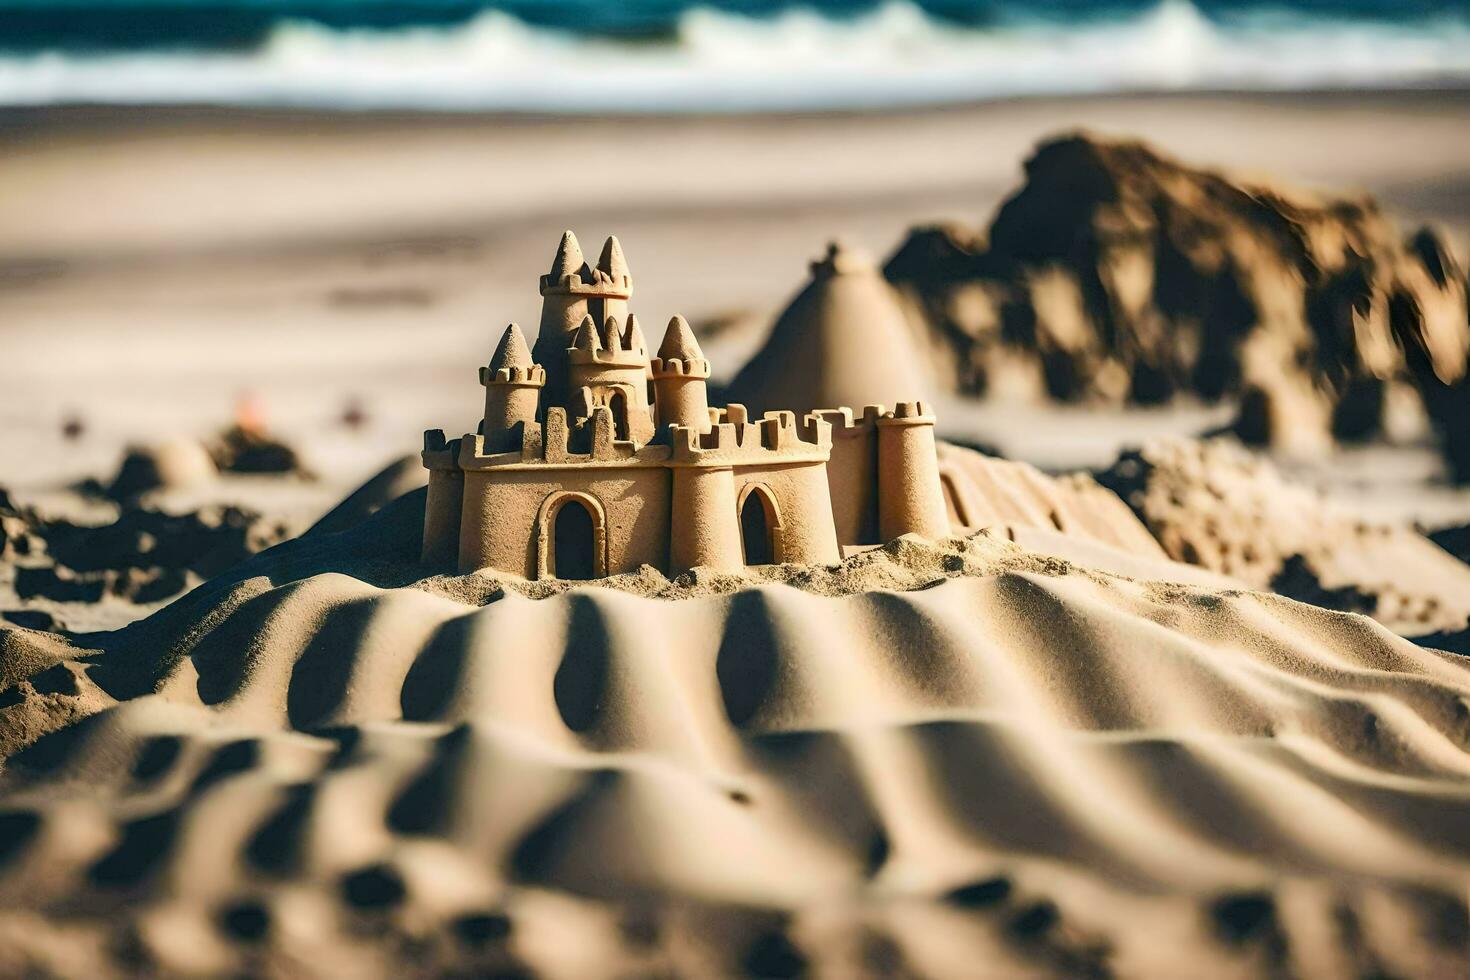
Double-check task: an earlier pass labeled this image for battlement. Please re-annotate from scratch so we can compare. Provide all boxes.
[669,405,830,465]
[649,355,711,379]
[461,407,672,470]
[568,315,648,369]
[479,364,546,387]
[539,267,634,298]
[876,400,936,424]
[805,404,890,438]
[422,430,462,471]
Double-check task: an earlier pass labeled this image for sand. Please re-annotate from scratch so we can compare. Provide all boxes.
[1,491,1468,977]
[3,92,1470,977]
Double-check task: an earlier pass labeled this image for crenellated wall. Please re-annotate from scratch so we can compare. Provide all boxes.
[808,405,886,546]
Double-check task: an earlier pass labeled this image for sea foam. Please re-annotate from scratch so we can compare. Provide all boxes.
[2,0,1469,110]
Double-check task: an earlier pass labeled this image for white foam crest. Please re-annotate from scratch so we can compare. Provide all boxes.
[2,0,1469,110]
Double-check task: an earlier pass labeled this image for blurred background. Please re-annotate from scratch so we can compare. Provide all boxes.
[1,0,1468,530]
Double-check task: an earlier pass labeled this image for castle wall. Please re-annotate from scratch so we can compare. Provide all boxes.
[733,460,841,565]
[458,466,670,577]
[811,406,884,546]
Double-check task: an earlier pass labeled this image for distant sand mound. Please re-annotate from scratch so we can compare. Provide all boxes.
[1,478,1468,976]
[725,242,933,418]
[888,133,1470,473]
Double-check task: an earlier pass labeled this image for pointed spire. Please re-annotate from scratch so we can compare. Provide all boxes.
[597,235,629,283]
[657,314,704,361]
[549,230,585,282]
[602,315,623,354]
[571,314,601,354]
[624,313,647,356]
[489,322,533,371]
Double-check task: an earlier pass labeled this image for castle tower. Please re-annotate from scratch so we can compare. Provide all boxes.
[651,315,712,433]
[534,231,634,410]
[566,313,655,443]
[669,464,744,574]
[875,401,950,541]
[480,323,545,451]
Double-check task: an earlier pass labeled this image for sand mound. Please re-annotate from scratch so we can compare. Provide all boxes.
[1095,438,1470,639]
[1,486,1468,976]
[887,133,1470,472]
[725,242,934,418]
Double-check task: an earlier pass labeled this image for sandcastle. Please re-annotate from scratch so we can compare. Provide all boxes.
[421,232,951,578]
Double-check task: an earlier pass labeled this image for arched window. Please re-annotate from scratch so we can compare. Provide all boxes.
[536,491,608,580]
[738,484,781,566]
[608,389,631,441]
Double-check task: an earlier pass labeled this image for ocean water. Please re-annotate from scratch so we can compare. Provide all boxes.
[1,0,1469,110]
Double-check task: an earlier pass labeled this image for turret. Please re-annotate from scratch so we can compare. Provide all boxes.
[420,430,464,567]
[566,313,655,443]
[651,314,712,433]
[479,323,545,451]
[875,401,950,541]
[533,231,635,409]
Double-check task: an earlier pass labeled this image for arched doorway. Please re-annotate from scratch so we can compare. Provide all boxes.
[739,485,780,566]
[536,492,607,581]
[554,500,595,579]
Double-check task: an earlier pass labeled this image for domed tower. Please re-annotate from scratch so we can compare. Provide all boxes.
[533,231,635,410]
[650,314,711,433]
[479,322,544,451]
[566,313,655,444]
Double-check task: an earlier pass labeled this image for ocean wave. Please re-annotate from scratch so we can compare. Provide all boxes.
[2,0,1470,111]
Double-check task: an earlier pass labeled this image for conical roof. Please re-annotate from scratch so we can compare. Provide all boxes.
[489,322,533,371]
[570,314,601,353]
[597,235,630,284]
[726,242,932,417]
[548,230,588,281]
[623,313,648,356]
[657,314,705,362]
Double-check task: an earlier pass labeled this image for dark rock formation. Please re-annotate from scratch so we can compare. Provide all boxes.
[888,133,1470,471]
[1,490,290,608]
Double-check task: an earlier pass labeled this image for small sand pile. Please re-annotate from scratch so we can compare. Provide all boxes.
[1095,438,1470,638]
[0,487,1467,977]
[209,424,310,477]
[98,439,217,502]
[888,133,1470,471]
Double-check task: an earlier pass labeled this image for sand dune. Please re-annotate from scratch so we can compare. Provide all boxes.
[1,489,1467,977]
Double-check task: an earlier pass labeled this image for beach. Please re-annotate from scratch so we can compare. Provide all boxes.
[3,88,1470,977]
[4,91,1469,504]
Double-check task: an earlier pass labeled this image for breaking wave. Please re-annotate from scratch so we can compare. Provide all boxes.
[2,0,1470,111]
